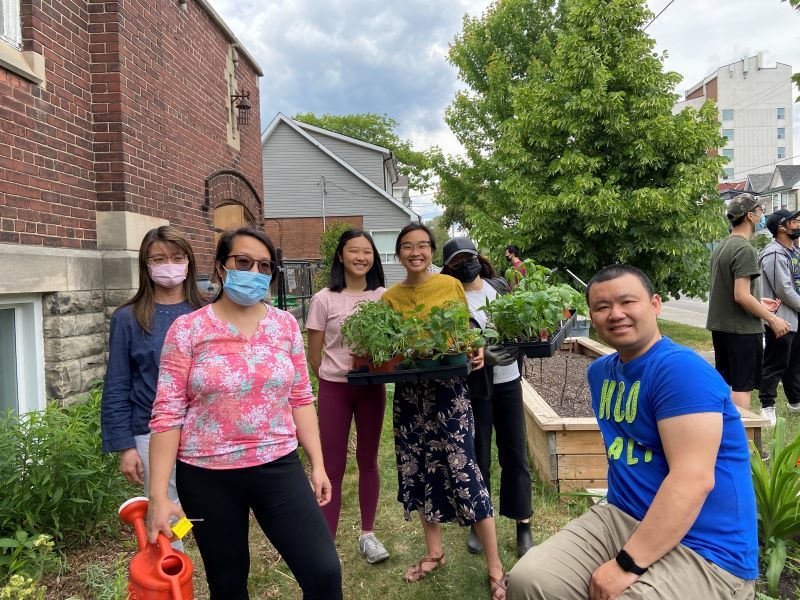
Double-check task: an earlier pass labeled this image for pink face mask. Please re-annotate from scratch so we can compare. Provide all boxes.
[148,263,187,288]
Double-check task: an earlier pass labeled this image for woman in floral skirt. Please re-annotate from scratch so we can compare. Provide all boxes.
[382,223,506,599]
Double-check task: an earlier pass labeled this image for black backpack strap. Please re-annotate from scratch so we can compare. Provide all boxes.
[485,277,511,296]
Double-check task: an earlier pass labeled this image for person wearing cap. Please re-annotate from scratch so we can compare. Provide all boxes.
[706,193,790,410]
[756,209,800,425]
[441,237,535,559]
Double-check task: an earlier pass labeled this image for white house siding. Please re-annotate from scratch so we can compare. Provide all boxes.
[302,130,388,191]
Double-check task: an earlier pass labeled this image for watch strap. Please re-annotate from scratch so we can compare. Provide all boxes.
[616,548,648,575]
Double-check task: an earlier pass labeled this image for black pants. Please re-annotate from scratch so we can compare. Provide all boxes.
[471,377,533,520]
[759,327,800,408]
[176,451,342,600]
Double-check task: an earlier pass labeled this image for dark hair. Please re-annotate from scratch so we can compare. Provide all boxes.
[395,222,436,256]
[328,229,386,292]
[440,254,496,279]
[729,214,747,227]
[585,264,654,303]
[212,227,278,302]
[506,244,521,257]
[119,226,206,332]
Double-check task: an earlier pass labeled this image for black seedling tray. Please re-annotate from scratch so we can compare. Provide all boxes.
[501,312,577,358]
[346,363,471,385]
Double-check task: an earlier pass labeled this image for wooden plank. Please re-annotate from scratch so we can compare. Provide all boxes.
[558,463,609,480]
[569,336,615,358]
[558,478,608,493]
[525,410,556,487]
[554,430,606,455]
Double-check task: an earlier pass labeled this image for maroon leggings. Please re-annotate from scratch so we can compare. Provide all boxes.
[317,379,386,537]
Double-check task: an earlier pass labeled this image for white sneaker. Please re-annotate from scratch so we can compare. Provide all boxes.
[358,533,389,564]
[760,406,777,427]
[788,402,800,413]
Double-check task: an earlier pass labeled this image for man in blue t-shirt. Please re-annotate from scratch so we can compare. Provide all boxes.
[508,265,757,600]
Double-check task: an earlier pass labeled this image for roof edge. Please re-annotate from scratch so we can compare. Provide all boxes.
[292,119,393,155]
[194,0,264,76]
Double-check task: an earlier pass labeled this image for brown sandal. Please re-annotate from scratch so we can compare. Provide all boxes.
[488,569,507,599]
[403,553,445,582]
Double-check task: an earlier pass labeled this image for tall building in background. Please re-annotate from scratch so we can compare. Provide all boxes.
[673,54,793,181]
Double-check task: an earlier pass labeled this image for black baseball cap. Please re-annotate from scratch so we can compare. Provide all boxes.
[766,209,800,236]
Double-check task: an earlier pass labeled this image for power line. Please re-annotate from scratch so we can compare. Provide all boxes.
[644,0,678,30]
[734,153,800,178]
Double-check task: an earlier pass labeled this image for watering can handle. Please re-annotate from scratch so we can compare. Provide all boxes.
[156,534,185,600]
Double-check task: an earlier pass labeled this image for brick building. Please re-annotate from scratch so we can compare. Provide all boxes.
[0,0,263,410]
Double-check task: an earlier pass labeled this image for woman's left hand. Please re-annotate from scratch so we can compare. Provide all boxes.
[311,467,332,506]
[471,347,485,371]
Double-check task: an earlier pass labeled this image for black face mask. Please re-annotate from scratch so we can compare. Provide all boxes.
[789,229,800,240]
[505,255,512,263]
[450,257,482,283]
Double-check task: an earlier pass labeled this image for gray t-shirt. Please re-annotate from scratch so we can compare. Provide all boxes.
[465,280,519,384]
[706,235,763,334]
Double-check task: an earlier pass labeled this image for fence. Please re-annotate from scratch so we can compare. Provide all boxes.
[275,259,324,327]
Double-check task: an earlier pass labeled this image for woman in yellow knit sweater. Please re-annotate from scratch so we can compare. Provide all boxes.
[382,223,506,599]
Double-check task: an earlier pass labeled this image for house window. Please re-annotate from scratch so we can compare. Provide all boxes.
[773,194,781,212]
[721,129,734,142]
[722,168,734,180]
[370,230,400,264]
[0,295,45,414]
[0,0,21,48]
[721,109,734,121]
[778,128,785,140]
[778,147,786,160]
[777,107,785,120]
[722,149,734,160]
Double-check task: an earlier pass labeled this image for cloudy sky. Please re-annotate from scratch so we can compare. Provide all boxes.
[210,0,800,219]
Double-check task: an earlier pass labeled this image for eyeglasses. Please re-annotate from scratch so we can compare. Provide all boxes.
[147,253,188,265]
[226,254,276,275]
[398,241,432,252]
[448,254,478,267]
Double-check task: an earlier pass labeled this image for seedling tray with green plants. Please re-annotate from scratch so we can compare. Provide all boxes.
[502,311,576,358]
[346,362,472,385]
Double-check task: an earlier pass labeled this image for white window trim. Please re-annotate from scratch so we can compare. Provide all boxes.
[0,0,45,87]
[0,0,21,49]
[0,294,45,413]
[370,229,401,264]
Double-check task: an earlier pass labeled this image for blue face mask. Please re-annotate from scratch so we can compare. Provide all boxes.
[754,213,766,232]
[223,268,272,306]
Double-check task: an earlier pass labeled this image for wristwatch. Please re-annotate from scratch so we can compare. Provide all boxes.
[616,549,648,575]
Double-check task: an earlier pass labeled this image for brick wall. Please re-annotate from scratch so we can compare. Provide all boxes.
[1,0,263,267]
[264,216,363,259]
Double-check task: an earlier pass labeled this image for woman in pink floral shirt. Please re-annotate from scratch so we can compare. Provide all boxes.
[146,228,341,600]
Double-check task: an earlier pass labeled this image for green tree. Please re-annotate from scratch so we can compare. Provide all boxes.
[426,215,451,266]
[293,112,435,191]
[435,0,727,297]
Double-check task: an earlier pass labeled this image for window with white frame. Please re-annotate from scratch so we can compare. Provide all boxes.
[773,194,781,212]
[778,128,786,140]
[777,107,785,120]
[370,230,400,264]
[0,0,21,48]
[0,295,45,414]
[721,129,734,142]
[778,147,786,160]
[722,148,734,160]
[721,109,734,121]
[723,168,734,180]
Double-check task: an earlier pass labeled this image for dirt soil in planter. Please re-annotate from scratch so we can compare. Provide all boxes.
[523,352,596,418]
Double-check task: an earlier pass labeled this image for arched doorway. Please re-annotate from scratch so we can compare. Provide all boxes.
[213,201,256,242]
[204,170,261,238]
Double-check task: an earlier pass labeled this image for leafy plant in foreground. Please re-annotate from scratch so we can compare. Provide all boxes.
[340,301,405,366]
[750,417,800,596]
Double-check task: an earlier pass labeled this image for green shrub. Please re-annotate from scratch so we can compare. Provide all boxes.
[0,532,58,586]
[313,221,356,292]
[0,386,132,548]
[750,417,800,597]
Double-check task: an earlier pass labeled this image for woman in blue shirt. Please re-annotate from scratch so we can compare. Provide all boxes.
[101,226,205,512]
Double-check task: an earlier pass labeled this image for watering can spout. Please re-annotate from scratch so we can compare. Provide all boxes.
[118,496,194,600]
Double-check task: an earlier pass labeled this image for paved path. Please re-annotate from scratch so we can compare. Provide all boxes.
[660,297,708,329]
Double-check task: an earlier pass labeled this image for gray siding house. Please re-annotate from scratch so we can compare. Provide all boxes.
[261,113,419,284]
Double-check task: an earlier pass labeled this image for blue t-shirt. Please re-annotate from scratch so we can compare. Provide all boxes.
[101,301,195,453]
[588,337,758,580]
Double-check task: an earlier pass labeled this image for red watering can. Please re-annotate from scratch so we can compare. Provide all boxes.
[118,497,194,600]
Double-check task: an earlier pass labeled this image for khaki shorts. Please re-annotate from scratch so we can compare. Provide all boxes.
[507,503,754,600]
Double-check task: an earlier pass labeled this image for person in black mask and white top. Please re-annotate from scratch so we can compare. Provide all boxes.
[441,237,534,558]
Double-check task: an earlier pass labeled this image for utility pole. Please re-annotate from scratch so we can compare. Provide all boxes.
[320,175,327,231]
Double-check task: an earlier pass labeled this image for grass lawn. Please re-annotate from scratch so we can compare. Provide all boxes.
[60,321,800,598]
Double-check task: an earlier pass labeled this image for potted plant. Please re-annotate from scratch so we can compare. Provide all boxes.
[341,301,405,371]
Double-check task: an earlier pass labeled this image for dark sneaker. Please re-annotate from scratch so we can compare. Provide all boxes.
[516,522,534,557]
[358,533,389,564]
[466,524,484,554]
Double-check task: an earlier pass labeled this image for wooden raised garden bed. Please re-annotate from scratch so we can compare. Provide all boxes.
[522,337,768,493]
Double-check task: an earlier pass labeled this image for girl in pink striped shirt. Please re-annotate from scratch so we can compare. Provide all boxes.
[147,228,341,600]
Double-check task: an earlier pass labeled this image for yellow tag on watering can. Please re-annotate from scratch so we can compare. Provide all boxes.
[170,517,193,539]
